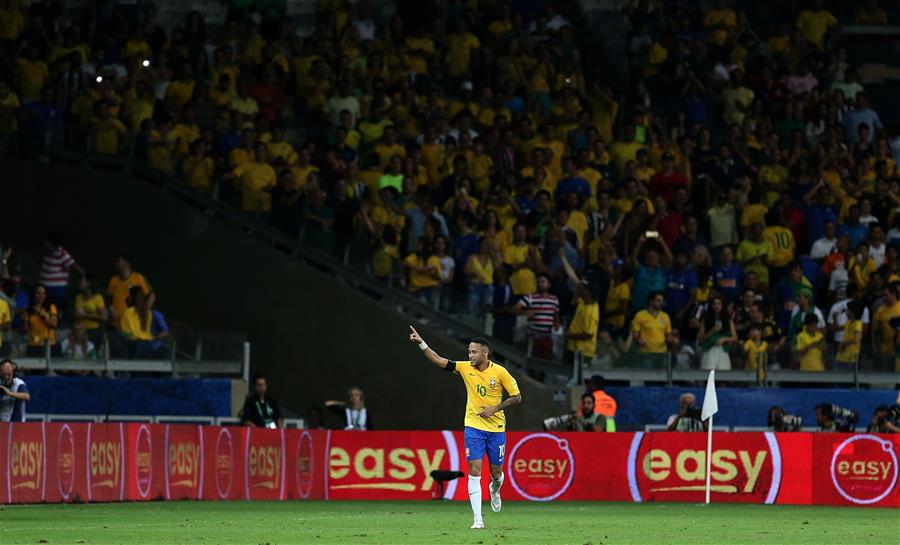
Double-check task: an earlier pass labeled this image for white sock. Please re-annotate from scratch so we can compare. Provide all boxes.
[468,475,483,522]
[492,472,504,490]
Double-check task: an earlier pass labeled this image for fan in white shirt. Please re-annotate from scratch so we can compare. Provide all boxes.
[827,285,871,342]
[810,222,838,260]
[868,225,887,267]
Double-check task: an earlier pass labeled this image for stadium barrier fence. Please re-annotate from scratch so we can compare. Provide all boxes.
[1,424,896,508]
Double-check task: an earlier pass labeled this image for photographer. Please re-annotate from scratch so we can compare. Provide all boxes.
[575,393,613,432]
[767,405,802,432]
[667,392,706,432]
[815,403,859,432]
[867,403,900,434]
[0,359,30,423]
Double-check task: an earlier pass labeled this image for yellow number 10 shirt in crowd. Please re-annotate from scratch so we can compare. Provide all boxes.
[453,360,519,432]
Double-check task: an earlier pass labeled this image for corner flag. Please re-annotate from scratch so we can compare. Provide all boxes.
[702,370,717,504]
[701,370,718,421]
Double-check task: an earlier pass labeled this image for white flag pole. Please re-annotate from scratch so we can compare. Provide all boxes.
[705,413,713,504]
[701,369,718,505]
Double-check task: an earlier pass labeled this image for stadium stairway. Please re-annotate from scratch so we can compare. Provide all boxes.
[2,160,558,430]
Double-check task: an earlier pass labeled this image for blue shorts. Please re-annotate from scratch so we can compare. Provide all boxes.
[464,426,506,466]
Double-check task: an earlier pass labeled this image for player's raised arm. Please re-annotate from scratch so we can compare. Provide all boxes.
[409,325,453,370]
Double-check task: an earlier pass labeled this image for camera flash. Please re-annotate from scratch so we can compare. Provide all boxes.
[95,76,103,83]
[142,59,150,67]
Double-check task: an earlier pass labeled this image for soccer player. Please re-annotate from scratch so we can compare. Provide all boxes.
[408,326,522,529]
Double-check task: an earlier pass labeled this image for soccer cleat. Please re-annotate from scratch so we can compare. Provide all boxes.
[470,520,484,529]
[489,481,502,512]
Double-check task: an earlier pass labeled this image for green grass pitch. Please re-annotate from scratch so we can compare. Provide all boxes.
[1,501,897,545]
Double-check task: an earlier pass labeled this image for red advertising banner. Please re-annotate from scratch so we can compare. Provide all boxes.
[1,425,897,508]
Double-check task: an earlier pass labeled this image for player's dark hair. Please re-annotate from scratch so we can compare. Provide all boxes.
[803,313,819,326]
[251,373,267,383]
[470,337,490,353]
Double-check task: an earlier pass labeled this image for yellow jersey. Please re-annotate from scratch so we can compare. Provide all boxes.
[404,254,441,291]
[874,301,900,356]
[740,204,768,228]
[605,281,630,328]
[743,340,768,380]
[795,330,825,372]
[566,301,599,356]
[27,305,58,346]
[451,360,520,432]
[763,226,795,267]
[836,320,862,364]
[631,310,672,353]
[736,239,774,285]
[74,293,106,330]
[107,272,151,322]
[503,244,536,296]
[0,299,9,347]
[119,307,154,341]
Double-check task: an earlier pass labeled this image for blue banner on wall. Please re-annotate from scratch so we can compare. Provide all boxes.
[605,386,900,430]
[23,376,233,417]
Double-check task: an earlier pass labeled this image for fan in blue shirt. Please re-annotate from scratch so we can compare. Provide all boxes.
[713,247,744,302]
[665,253,698,319]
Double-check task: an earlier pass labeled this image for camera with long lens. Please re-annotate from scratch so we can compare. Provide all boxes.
[543,413,575,431]
[829,404,859,423]
[768,405,802,432]
[768,407,802,432]
[820,403,859,432]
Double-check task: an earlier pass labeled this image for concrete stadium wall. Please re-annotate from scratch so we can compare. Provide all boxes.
[0,160,554,429]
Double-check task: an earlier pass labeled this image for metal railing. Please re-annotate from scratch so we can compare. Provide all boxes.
[8,330,249,379]
[572,350,898,388]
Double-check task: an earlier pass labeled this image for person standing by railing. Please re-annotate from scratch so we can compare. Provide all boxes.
[38,231,83,313]
[118,286,170,359]
[74,273,107,349]
[25,284,58,357]
[514,273,559,360]
[240,373,283,429]
[107,253,154,326]
[631,291,674,369]
[325,386,372,430]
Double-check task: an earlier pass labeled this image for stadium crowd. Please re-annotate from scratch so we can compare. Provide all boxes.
[1,0,900,377]
[0,235,169,364]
